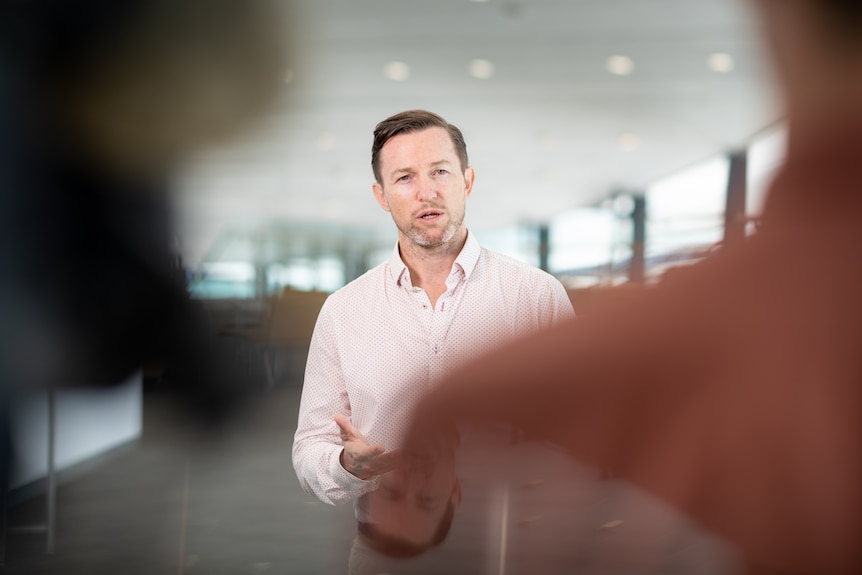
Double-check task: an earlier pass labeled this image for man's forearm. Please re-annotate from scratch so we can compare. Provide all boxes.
[293,439,377,505]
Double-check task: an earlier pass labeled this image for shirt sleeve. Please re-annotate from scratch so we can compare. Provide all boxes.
[291,300,378,505]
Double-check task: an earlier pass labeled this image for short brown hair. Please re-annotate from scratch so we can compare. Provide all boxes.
[371,110,468,184]
[817,0,862,25]
[356,499,456,559]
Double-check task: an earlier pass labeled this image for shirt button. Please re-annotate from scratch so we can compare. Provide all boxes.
[433,345,440,354]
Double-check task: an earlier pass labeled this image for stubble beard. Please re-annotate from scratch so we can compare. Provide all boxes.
[399,210,464,251]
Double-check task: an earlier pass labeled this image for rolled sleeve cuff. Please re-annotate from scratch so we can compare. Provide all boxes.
[327,448,380,502]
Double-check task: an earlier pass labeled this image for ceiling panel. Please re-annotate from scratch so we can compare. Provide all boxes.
[175,0,780,265]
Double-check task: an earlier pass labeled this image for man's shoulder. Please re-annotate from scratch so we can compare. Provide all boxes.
[324,260,389,307]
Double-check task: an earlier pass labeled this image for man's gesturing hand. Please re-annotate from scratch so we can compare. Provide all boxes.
[334,414,401,480]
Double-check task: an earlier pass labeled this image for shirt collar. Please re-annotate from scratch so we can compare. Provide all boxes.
[454,230,481,279]
[388,230,481,287]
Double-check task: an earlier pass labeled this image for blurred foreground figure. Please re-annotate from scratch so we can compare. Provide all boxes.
[351,424,462,572]
[404,1,862,573]
[0,0,289,470]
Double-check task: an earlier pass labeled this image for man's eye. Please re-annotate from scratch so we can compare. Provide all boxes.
[397,175,410,182]
[434,169,448,176]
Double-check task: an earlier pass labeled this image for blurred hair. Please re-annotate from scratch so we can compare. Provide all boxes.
[811,0,862,44]
[1,0,290,176]
[371,110,468,184]
[356,499,456,559]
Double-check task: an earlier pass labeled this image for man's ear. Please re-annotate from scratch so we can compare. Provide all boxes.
[463,167,475,198]
[451,478,462,508]
[373,182,391,212]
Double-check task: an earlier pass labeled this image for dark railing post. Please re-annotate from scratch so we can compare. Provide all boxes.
[724,150,748,247]
[630,195,646,283]
[538,224,550,273]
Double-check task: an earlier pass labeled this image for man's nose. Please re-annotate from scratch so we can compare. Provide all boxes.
[416,176,437,201]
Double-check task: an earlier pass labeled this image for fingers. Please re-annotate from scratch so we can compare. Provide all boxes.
[373,449,404,472]
[341,442,389,479]
[366,444,385,457]
[334,413,402,479]
[333,412,352,433]
[361,449,402,478]
[334,413,365,443]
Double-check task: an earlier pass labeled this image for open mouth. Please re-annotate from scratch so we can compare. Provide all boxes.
[418,210,443,221]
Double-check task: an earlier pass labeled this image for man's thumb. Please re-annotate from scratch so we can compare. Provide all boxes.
[334,413,353,434]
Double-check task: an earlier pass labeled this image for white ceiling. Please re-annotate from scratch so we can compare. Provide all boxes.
[175,0,781,266]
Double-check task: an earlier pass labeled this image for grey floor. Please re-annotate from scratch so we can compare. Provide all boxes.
[2,382,357,575]
[2,380,744,575]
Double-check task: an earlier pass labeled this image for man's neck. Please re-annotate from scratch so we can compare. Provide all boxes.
[398,229,468,305]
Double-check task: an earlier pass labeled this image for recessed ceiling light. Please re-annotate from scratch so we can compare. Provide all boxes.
[618,132,639,152]
[468,59,495,79]
[606,55,634,76]
[383,61,411,82]
[708,52,735,73]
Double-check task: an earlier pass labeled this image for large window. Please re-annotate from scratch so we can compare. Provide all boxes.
[186,130,790,299]
[746,124,787,232]
[267,257,345,294]
[645,156,729,278]
[478,225,540,268]
[188,261,257,299]
[548,206,632,287]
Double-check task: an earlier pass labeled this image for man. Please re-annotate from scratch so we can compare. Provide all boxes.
[402,2,862,574]
[292,110,573,526]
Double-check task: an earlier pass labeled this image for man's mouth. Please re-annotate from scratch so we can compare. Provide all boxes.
[417,210,444,221]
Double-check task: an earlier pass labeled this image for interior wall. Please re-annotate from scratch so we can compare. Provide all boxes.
[9,371,143,489]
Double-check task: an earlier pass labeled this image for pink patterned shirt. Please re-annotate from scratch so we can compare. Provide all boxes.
[292,231,574,505]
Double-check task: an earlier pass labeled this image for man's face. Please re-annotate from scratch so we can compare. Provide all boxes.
[372,127,475,251]
[364,451,461,548]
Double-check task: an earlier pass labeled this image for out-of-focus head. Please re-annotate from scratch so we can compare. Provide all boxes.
[359,484,460,558]
[752,0,862,127]
[358,429,462,558]
[371,110,469,184]
[2,0,292,177]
